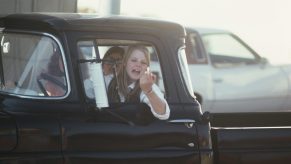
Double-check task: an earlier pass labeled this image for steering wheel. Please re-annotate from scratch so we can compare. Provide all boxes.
[37,72,66,96]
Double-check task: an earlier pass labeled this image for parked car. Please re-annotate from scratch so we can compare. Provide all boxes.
[1,13,291,164]
[186,27,291,113]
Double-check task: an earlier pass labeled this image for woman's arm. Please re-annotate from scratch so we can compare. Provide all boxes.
[144,86,166,114]
[140,68,170,120]
[141,85,170,120]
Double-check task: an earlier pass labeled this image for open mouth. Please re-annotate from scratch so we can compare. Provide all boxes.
[132,69,141,75]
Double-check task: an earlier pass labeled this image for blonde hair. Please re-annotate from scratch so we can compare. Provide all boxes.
[108,45,150,102]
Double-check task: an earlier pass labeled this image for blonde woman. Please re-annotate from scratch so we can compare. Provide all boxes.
[107,45,170,120]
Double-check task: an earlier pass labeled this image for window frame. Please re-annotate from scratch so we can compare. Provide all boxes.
[201,33,261,68]
[0,30,71,99]
[177,46,195,98]
[76,37,167,103]
[186,32,208,64]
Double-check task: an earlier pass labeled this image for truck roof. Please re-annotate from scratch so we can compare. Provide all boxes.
[0,13,185,38]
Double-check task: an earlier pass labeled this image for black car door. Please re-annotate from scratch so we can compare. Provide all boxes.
[0,112,17,155]
[61,103,200,164]
[0,103,63,164]
[60,31,201,164]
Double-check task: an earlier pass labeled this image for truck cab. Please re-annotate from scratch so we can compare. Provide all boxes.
[0,13,208,164]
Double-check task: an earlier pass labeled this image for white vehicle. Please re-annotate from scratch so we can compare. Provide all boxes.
[186,27,291,113]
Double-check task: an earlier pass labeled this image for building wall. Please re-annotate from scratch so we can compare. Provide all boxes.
[0,0,77,16]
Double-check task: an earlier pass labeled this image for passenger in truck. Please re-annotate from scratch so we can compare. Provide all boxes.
[37,49,67,97]
[107,45,170,120]
[102,46,125,89]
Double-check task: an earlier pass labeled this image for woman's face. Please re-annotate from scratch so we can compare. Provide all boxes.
[126,49,148,82]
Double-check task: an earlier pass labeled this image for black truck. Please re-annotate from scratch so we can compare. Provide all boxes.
[0,13,291,164]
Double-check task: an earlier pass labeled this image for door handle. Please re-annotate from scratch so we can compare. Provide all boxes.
[213,78,223,83]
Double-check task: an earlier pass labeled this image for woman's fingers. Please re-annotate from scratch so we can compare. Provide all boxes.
[142,67,154,83]
[140,67,154,92]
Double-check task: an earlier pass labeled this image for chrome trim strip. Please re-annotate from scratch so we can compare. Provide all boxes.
[169,119,196,123]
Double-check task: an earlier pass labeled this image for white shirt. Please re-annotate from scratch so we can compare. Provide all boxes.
[119,82,170,120]
[85,75,170,120]
[83,73,113,98]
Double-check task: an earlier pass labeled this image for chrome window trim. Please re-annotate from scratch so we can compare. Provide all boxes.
[0,30,71,100]
[178,46,195,98]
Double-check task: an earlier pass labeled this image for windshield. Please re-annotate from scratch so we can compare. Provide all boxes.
[0,32,69,98]
[178,47,194,97]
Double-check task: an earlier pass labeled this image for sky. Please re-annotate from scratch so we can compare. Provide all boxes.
[78,0,291,65]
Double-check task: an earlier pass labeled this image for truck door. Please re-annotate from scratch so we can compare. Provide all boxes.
[60,38,200,164]
[13,111,63,163]
[61,105,199,164]
[0,112,17,153]
[0,30,63,163]
[0,107,62,163]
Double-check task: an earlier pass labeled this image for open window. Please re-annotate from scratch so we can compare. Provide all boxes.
[77,39,166,106]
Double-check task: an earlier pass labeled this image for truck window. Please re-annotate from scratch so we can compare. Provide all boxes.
[78,39,165,100]
[0,32,69,98]
[202,34,257,68]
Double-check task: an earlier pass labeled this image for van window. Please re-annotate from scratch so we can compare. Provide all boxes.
[202,34,257,67]
[186,33,207,64]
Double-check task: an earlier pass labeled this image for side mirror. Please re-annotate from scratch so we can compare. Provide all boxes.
[260,57,268,64]
[259,57,269,69]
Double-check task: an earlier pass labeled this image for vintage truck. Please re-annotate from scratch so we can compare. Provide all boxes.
[0,13,291,164]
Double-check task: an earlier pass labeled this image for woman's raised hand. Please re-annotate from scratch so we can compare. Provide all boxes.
[140,67,156,94]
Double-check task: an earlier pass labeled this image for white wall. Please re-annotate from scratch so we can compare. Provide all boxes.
[0,0,77,15]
